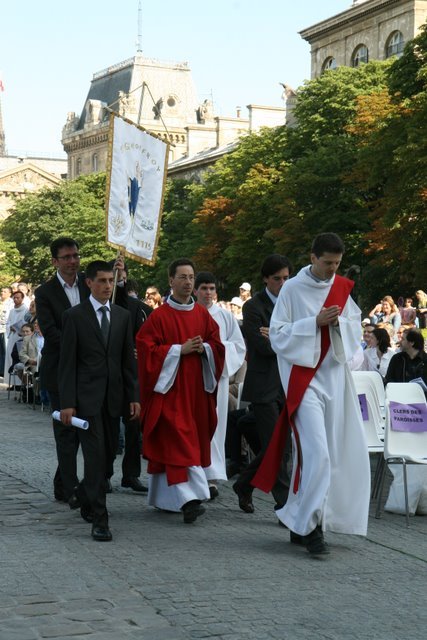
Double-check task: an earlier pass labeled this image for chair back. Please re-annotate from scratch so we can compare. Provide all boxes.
[384,383,427,462]
[352,374,384,451]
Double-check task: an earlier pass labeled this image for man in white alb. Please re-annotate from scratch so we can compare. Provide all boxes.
[194,271,246,498]
[253,233,370,555]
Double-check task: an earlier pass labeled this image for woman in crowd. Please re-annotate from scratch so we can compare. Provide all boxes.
[362,327,395,378]
[369,295,401,332]
[415,290,427,329]
[145,286,162,309]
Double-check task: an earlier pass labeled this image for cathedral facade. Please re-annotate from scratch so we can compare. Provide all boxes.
[62,55,286,180]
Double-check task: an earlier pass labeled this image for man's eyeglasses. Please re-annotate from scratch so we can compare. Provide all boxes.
[56,253,81,262]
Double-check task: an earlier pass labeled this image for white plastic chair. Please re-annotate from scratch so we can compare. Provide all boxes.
[352,373,385,497]
[376,382,427,526]
[352,370,385,433]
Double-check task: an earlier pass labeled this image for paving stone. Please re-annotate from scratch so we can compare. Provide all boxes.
[1,382,426,640]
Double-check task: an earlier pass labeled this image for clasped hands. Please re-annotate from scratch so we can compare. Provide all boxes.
[181,335,205,355]
[316,305,341,327]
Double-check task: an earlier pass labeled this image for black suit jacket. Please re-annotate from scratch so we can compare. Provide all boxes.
[36,274,128,392]
[35,274,90,392]
[58,299,138,417]
[241,290,283,404]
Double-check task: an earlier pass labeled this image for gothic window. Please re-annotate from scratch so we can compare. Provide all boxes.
[321,57,337,73]
[352,44,369,67]
[92,154,98,172]
[386,31,405,58]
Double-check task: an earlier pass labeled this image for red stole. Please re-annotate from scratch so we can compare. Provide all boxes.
[251,274,354,494]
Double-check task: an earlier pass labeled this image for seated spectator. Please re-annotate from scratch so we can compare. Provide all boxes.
[395,323,416,351]
[361,322,375,350]
[369,295,401,332]
[19,322,41,375]
[415,290,427,329]
[385,328,427,387]
[376,321,396,346]
[362,327,395,378]
[400,297,417,325]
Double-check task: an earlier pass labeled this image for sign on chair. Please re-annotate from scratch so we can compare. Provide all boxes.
[389,402,427,432]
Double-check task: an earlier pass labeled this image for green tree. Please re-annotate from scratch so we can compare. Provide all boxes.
[0,173,117,285]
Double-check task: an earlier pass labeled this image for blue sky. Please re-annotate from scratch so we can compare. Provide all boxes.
[0,0,349,156]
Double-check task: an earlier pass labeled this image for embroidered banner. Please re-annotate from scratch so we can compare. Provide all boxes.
[106,114,169,265]
[389,401,427,432]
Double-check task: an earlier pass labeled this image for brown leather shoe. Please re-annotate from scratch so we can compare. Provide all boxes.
[232,482,254,513]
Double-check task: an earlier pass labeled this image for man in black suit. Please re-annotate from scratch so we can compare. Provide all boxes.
[35,237,127,504]
[36,237,89,503]
[233,254,292,513]
[59,260,140,541]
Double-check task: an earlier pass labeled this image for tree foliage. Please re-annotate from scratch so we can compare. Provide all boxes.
[2,28,427,309]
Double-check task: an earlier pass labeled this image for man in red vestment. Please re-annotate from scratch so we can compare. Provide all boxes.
[136,258,225,523]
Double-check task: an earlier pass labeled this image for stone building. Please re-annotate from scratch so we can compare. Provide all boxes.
[62,54,288,180]
[0,161,64,221]
[0,95,67,220]
[300,0,427,78]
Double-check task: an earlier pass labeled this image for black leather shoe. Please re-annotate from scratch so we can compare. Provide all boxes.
[290,531,304,545]
[80,506,94,523]
[106,479,113,493]
[121,478,148,493]
[182,500,206,523]
[209,485,219,500]
[68,494,80,510]
[91,526,112,541]
[54,493,67,503]
[232,482,254,514]
[303,526,330,555]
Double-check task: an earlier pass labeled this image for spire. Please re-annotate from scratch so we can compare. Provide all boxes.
[136,0,143,53]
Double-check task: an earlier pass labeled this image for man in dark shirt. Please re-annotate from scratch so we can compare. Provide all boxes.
[385,328,427,388]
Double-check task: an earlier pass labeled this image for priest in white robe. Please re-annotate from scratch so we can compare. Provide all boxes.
[194,272,246,496]
[253,233,370,555]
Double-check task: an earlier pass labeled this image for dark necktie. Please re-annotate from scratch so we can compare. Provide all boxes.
[99,306,110,344]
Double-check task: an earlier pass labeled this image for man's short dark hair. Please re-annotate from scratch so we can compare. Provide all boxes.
[85,260,113,280]
[12,290,24,300]
[404,328,425,352]
[50,237,80,258]
[261,254,292,279]
[168,258,195,278]
[311,233,345,258]
[195,271,216,289]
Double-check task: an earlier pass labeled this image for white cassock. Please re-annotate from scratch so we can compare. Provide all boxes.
[4,304,28,385]
[204,304,246,481]
[270,266,370,536]
[148,297,217,512]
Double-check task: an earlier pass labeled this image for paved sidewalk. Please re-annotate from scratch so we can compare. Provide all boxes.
[0,383,426,640]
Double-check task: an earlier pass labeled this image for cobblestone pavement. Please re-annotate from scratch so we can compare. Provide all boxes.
[0,382,426,640]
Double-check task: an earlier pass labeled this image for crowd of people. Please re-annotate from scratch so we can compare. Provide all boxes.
[1,233,426,552]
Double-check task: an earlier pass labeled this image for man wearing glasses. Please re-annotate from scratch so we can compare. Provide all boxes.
[136,259,225,523]
[36,237,126,507]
